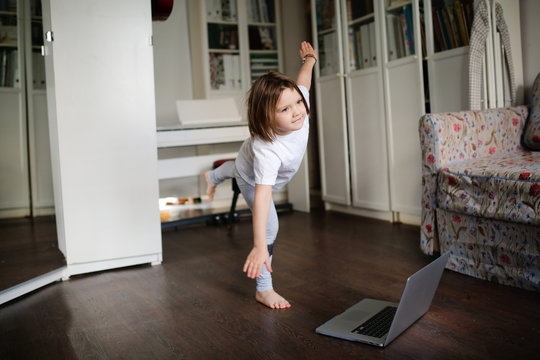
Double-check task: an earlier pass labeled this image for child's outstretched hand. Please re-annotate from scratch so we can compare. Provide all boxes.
[299,41,317,62]
[243,246,272,279]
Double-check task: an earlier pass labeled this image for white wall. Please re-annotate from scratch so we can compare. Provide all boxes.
[153,0,193,126]
[520,0,540,104]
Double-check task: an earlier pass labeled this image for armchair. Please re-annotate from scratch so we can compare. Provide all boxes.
[419,106,540,291]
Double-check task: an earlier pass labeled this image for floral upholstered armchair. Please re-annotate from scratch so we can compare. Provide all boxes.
[419,83,540,291]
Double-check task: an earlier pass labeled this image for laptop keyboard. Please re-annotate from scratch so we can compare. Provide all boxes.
[351,306,397,338]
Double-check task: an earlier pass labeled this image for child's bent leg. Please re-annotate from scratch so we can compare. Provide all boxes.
[205,161,235,201]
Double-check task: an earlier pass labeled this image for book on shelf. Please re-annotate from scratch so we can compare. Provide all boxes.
[368,22,376,65]
[0,47,18,87]
[385,4,416,61]
[360,23,371,67]
[403,4,415,54]
[248,0,274,23]
[431,0,472,52]
[393,15,404,58]
[318,31,337,76]
[386,14,397,61]
[347,27,357,69]
[209,52,241,91]
[316,0,336,32]
[248,25,275,50]
[250,53,278,82]
[208,23,238,50]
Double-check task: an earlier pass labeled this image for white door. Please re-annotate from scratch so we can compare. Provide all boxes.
[312,0,351,205]
[44,0,162,275]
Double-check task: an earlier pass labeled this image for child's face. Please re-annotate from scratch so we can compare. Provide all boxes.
[274,88,306,136]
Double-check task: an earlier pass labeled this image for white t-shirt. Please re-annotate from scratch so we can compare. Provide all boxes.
[235,85,310,190]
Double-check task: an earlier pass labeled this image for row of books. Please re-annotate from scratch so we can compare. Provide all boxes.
[346,0,374,21]
[432,0,473,52]
[247,0,275,23]
[0,48,18,87]
[209,52,241,91]
[318,31,339,76]
[250,53,278,83]
[316,0,336,32]
[207,23,238,50]
[206,0,237,22]
[248,26,275,51]
[386,5,416,60]
[0,0,16,12]
[347,21,377,71]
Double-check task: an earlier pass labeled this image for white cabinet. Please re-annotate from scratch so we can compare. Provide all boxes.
[0,0,53,218]
[43,0,162,275]
[311,0,522,222]
[187,0,283,99]
[380,0,425,216]
[312,0,390,214]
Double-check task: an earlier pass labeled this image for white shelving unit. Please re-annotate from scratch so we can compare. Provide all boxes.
[311,0,522,223]
[311,0,390,217]
[0,0,53,219]
[187,0,283,99]
[380,0,425,217]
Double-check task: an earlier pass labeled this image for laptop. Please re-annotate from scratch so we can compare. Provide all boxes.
[315,252,450,347]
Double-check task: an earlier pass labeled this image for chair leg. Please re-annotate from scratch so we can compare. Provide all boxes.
[227,179,240,229]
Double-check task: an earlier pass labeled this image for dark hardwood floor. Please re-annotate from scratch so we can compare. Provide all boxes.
[1,210,539,359]
[0,216,65,290]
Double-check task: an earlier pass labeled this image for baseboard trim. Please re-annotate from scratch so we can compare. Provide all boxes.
[0,267,66,305]
[324,202,421,226]
[65,253,163,278]
[325,203,393,222]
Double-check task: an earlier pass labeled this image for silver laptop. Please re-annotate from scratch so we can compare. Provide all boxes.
[316,252,450,347]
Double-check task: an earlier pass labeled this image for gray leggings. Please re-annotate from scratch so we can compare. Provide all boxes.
[208,160,278,292]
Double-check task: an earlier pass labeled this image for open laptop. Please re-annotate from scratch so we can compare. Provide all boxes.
[316,252,450,347]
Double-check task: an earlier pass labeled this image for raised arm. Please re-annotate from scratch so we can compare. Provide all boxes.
[296,41,317,91]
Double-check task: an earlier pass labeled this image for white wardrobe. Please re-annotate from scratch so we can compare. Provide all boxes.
[1,0,163,305]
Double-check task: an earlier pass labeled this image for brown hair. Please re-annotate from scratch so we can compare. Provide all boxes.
[247,71,310,142]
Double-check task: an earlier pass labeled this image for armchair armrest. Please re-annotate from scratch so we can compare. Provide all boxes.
[418,106,528,255]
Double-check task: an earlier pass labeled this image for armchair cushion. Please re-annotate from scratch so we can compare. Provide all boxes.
[522,72,540,149]
[438,151,540,225]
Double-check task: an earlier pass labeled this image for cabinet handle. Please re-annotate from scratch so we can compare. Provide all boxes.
[41,45,45,56]
[46,31,54,42]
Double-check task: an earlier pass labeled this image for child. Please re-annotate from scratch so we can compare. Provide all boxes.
[205,41,317,309]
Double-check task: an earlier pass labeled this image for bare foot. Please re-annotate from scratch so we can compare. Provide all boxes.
[204,171,216,201]
[256,289,291,309]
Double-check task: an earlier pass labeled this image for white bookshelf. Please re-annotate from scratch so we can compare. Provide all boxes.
[0,0,53,218]
[311,0,522,223]
[187,0,283,99]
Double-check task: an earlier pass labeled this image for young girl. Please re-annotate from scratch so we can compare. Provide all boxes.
[205,41,317,309]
